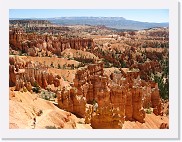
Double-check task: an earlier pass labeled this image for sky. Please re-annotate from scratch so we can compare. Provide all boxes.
[9,9,169,23]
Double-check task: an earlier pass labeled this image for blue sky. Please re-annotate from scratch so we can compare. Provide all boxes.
[9,9,169,23]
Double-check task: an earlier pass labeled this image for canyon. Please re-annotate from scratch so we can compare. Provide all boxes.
[9,19,169,129]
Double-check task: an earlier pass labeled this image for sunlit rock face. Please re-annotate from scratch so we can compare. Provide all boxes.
[9,28,94,57]
[56,63,162,128]
[9,56,61,91]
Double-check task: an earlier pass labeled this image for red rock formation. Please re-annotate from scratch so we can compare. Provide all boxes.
[85,105,93,124]
[9,56,61,91]
[132,87,145,123]
[9,28,94,57]
[130,61,162,80]
[159,123,169,129]
[56,63,162,128]
[91,105,123,129]
[9,57,162,128]
[151,83,162,116]
[9,65,16,86]
[125,89,133,121]
[57,87,86,118]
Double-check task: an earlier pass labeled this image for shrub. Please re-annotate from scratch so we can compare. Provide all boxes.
[19,51,23,56]
[78,121,83,124]
[45,95,50,100]
[58,63,61,69]
[62,64,66,69]
[32,82,41,93]
[120,60,126,68]
[37,110,43,116]
[23,87,27,92]
[62,76,67,81]
[77,63,85,68]
[145,103,152,114]
[41,90,56,101]
[103,59,111,68]
[153,75,169,100]
[50,62,54,68]
[45,126,62,129]
[32,87,41,93]
[52,93,57,98]
[145,108,152,114]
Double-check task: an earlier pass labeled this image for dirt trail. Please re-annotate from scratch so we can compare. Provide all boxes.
[28,109,52,129]
[10,91,77,129]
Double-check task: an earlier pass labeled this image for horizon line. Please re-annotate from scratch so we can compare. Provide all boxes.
[9,17,169,24]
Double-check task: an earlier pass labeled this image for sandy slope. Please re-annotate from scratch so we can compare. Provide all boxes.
[9,91,92,129]
[123,113,168,129]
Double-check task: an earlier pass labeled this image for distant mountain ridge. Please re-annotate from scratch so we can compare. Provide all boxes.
[9,17,168,30]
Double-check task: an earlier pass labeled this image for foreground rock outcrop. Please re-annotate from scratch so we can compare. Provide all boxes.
[57,63,163,128]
